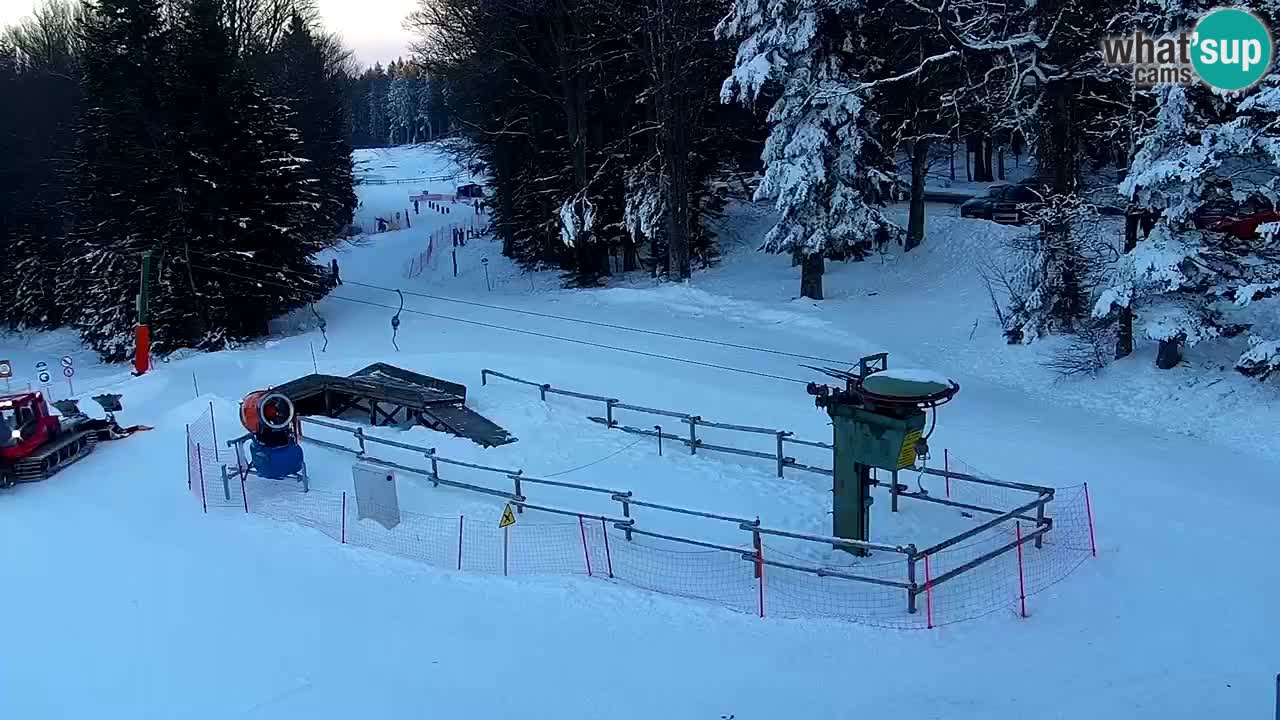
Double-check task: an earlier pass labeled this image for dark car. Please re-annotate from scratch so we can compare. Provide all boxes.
[959,181,1044,223]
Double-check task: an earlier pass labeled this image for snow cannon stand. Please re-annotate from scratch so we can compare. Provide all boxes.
[228,390,309,489]
[806,353,959,556]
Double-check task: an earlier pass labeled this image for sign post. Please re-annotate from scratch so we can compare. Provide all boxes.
[500,503,516,577]
[0,359,11,391]
[134,251,152,376]
[36,361,51,394]
[61,356,75,397]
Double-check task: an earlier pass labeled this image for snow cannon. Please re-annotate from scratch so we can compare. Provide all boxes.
[239,390,304,480]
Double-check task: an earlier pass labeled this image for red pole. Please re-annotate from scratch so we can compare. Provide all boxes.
[196,443,207,514]
[944,448,950,498]
[134,324,150,375]
[340,492,347,544]
[457,515,464,570]
[1084,483,1097,557]
[924,553,933,629]
[579,515,593,577]
[1016,522,1027,618]
[757,544,766,619]
[600,517,613,578]
[503,525,509,577]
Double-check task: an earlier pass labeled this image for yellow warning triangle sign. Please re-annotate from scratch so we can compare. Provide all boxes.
[499,503,517,529]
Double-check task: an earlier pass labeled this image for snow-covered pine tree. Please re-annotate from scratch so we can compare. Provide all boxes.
[992,0,1153,347]
[271,14,357,240]
[1,3,84,331]
[0,38,21,328]
[717,0,901,299]
[62,0,175,360]
[157,0,332,349]
[366,63,391,146]
[415,76,435,141]
[386,72,419,145]
[1103,72,1280,375]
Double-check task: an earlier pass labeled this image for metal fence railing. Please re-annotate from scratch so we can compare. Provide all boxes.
[183,393,1098,629]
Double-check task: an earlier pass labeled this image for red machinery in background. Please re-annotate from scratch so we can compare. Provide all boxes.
[0,392,148,488]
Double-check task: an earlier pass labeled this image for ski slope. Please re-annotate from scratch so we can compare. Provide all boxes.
[1,143,1276,719]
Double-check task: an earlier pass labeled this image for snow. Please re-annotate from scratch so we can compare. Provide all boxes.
[2,144,1279,718]
[876,367,953,385]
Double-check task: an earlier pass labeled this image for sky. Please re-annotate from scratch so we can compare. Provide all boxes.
[0,0,417,67]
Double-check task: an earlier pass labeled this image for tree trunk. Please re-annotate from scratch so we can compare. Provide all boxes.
[949,140,955,182]
[981,136,994,182]
[1041,82,1078,195]
[906,138,930,251]
[653,27,691,281]
[1156,337,1182,369]
[1115,210,1140,359]
[997,146,1006,180]
[553,9,606,282]
[964,134,973,181]
[800,253,824,300]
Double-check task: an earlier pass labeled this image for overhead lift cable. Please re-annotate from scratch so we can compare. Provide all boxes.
[183,262,813,385]
[182,247,858,367]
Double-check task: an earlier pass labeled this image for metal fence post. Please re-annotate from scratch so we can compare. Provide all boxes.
[600,516,614,577]
[906,551,918,614]
[1035,500,1046,549]
[579,515,593,577]
[209,401,219,462]
[513,472,523,513]
[539,383,550,402]
[196,443,207,514]
[354,426,366,455]
[751,526,763,579]
[617,492,634,541]
[606,399,617,428]
[688,416,700,455]
[775,432,788,477]
[428,449,439,487]
[891,469,900,512]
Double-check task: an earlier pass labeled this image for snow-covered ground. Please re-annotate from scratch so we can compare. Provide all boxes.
[2,143,1277,718]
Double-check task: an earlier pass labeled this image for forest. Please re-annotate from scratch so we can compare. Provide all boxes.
[1,0,1278,382]
[0,0,356,360]
[411,0,1280,379]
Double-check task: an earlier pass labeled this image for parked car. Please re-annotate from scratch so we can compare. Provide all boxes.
[961,180,1128,222]
[959,181,1044,223]
[1191,196,1280,239]
[1208,210,1280,239]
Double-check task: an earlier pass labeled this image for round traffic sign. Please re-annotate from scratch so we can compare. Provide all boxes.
[63,367,75,378]
[38,371,51,384]
[0,361,11,376]
[60,355,74,368]
[35,361,48,371]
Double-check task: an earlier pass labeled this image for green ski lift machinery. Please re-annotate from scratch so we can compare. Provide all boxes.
[806,354,959,555]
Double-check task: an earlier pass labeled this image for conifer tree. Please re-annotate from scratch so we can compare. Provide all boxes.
[62,0,174,359]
